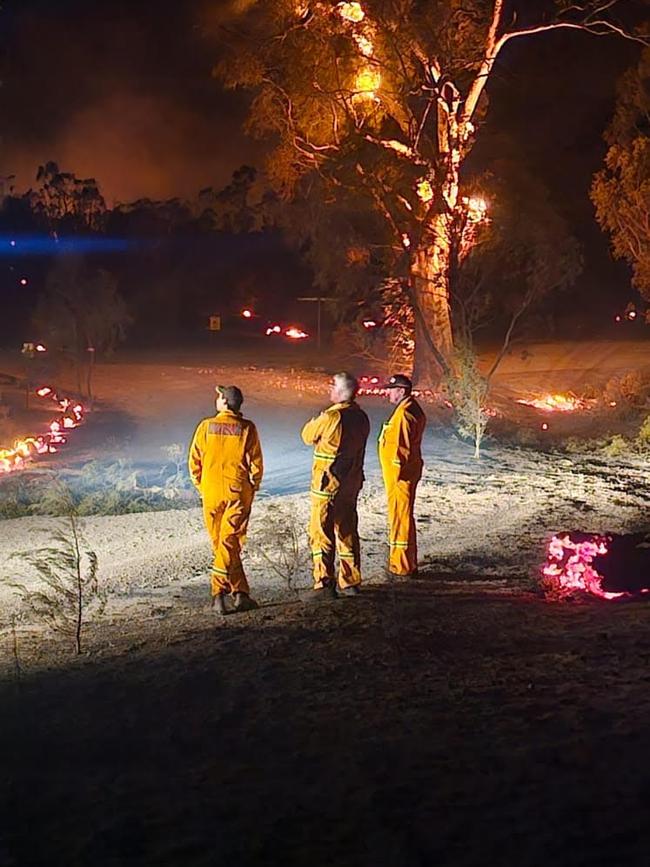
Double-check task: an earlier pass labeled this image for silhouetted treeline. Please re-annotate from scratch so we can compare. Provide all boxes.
[0,163,313,347]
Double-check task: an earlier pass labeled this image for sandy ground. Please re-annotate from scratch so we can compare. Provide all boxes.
[1,443,649,626]
[2,338,650,628]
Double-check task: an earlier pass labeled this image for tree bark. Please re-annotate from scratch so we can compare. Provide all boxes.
[411,222,454,387]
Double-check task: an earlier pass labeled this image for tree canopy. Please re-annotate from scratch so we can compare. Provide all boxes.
[592,46,650,297]
[214,0,647,382]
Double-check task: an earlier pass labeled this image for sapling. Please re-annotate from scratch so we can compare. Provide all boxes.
[445,343,490,460]
[248,501,309,594]
[10,483,106,654]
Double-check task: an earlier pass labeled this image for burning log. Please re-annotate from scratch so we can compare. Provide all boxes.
[542,532,650,601]
[516,393,595,413]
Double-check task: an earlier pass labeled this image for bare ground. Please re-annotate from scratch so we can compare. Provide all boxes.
[1,580,650,867]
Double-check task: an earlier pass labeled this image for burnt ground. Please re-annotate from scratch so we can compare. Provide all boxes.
[2,578,650,867]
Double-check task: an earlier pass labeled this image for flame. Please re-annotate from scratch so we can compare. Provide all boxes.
[354,66,381,99]
[462,196,488,223]
[337,1,380,101]
[0,386,86,475]
[337,1,364,22]
[542,534,626,600]
[516,393,594,413]
[416,179,434,203]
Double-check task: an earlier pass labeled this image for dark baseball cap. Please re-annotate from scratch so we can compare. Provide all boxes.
[215,384,244,411]
[382,374,412,390]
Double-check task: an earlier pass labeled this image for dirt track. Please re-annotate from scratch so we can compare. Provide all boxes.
[2,580,650,867]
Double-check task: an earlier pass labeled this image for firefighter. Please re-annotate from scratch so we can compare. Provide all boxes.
[301,372,370,598]
[378,374,426,577]
[188,385,263,615]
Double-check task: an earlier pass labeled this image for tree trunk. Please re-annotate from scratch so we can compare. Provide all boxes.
[411,221,454,387]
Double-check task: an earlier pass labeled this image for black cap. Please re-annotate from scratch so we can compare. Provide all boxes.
[382,374,412,390]
[216,384,244,411]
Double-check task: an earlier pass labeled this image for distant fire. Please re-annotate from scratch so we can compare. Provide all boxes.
[516,393,594,413]
[285,327,309,340]
[0,387,86,475]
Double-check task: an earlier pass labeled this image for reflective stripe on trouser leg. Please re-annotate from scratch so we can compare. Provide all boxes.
[387,478,418,575]
[333,494,362,589]
[309,493,336,587]
[203,495,252,595]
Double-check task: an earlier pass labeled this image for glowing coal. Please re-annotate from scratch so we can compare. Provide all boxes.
[542,532,650,601]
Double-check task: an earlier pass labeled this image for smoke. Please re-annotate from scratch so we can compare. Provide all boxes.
[0,0,262,204]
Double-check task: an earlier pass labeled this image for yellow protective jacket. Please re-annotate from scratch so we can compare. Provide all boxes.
[188,409,263,501]
[378,395,426,483]
[301,401,370,500]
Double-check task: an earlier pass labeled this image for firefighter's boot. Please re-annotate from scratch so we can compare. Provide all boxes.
[309,579,338,602]
[212,593,228,615]
[233,592,259,613]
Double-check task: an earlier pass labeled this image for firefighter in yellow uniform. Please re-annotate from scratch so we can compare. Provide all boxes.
[379,374,426,577]
[301,372,370,598]
[189,385,263,615]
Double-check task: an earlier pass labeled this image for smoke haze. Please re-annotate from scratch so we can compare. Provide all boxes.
[0,0,261,203]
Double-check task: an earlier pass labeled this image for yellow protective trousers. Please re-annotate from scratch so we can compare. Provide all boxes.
[385,478,419,575]
[202,489,253,596]
[309,492,361,589]
[188,409,263,597]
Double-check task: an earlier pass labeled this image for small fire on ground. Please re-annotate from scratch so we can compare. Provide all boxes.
[542,533,650,601]
[0,388,86,474]
[516,393,595,413]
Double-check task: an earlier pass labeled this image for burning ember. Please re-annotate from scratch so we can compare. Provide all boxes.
[356,376,438,401]
[0,387,86,475]
[516,393,594,413]
[542,533,650,601]
[284,327,309,340]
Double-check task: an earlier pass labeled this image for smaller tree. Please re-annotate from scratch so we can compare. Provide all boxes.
[592,47,650,296]
[34,259,131,399]
[9,484,106,654]
[446,156,581,457]
[445,342,490,460]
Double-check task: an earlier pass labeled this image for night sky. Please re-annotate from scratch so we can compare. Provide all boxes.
[0,0,643,305]
[0,0,261,203]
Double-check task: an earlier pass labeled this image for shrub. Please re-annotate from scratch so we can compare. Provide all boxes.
[602,434,631,458]
[248,501,309,593]
[636,414,650,452]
